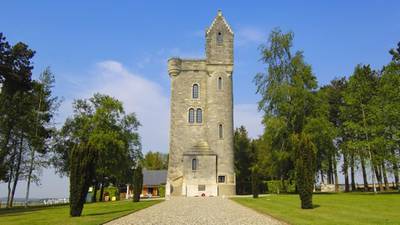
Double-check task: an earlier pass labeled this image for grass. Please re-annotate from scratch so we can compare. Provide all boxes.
[0,199,162,225]
[232,192,400,225]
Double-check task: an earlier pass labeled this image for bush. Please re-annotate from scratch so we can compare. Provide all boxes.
[159,185,165,197]
[293,132,317,209]
[96,186,119,201]
[266,180,296,194]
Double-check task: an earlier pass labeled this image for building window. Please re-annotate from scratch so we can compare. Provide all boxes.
[219,124,223,139]
[218,77,222,90]
[192,158,197,171]
[196,108,202,123]
[198,185,206,191]
[218,175,226,183]
[192,84,199,99]
[188,108,195,123]
[217,31,223,44]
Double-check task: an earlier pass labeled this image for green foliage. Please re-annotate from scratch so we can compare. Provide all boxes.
[54,93,141,216]
[234,126,253,194]
[0,33,58,208]
[95,186,119,201]
[254,28,319,208]
[133,165,143,202]
[143,151,168,170]
[266,180,296,194]
[158,185,166,197]
[293,133,317,209]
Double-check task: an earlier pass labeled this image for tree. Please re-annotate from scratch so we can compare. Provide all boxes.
[25,68,59,207]
[0,33,35,182]
[342,65,379,192]
[254,28,319,208]
[0,34,57,208]
[234,126,252,194]
[133,164,143,202]
[55,93,141,216]
[143,151,168,170]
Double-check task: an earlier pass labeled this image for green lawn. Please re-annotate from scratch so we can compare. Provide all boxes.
[232,192,400,225]
[0,200,162,225]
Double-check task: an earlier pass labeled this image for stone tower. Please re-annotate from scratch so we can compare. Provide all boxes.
[166,10,235,197]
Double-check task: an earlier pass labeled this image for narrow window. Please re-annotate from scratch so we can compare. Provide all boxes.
[217,31,223,44]
[188,108,195,123]
[192,84,199,99]
[196,108,202,123]
[218,77,222,90]
[219,124,223,139]
[218,175,226,183]
[192,158,197,171]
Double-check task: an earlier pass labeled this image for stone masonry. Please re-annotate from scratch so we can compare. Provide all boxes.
[166,10,236,197]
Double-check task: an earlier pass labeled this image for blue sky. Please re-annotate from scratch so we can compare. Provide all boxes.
[1,1,399,198]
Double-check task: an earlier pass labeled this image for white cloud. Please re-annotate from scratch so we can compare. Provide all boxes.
[236,26,266,46]
[234,104,264,138]
[86,60,170,153]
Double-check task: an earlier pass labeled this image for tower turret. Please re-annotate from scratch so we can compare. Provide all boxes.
[206,10,234,65]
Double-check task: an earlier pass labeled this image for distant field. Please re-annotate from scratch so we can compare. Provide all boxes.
[0,199,162,225]
[232,192,400,225]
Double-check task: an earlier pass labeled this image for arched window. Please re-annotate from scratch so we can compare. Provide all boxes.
[188,108,195,123]
[196,108,202,123]
[192,158,197,171]
[192,84,199,99]
[219,124,223,139]
[218,77,222,90]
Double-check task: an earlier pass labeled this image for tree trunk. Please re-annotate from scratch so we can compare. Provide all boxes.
[9,135,24,208]
[373,164,383,191]
[350,153,356,191]
[333,155,339,192]
[343,152,350,192]
[328,157,333,184]
[320,170,324,184]
[99,181,105,202]
[360,156,369,191]
[92,181,98,202]
[25,96,42,208]
[391,149,399,190]
[7,172,12,208]
[251,169,259,198]
[381,163,389,191]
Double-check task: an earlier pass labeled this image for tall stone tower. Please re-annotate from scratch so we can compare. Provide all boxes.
[166,10,235,197]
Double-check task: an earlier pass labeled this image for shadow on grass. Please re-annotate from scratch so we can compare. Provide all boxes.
[312,204,321,209]
[84,208,132,217]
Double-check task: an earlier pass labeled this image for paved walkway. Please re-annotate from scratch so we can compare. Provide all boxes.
[106,197,284,225]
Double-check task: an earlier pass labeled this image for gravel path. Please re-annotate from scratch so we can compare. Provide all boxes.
[106,197,284,225]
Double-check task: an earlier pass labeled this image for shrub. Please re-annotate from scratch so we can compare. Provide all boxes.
[266,180,296,194]
[159,185,165,197]
[293,132,317,209]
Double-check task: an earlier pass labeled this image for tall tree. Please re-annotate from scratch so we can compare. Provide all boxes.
[133,164,143,202]
[234,126,252,194]
[55,93,141,217]
[342,65,379,192]
[254,28,319,208]
[25,68,59,207]
[0,33,35,182]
